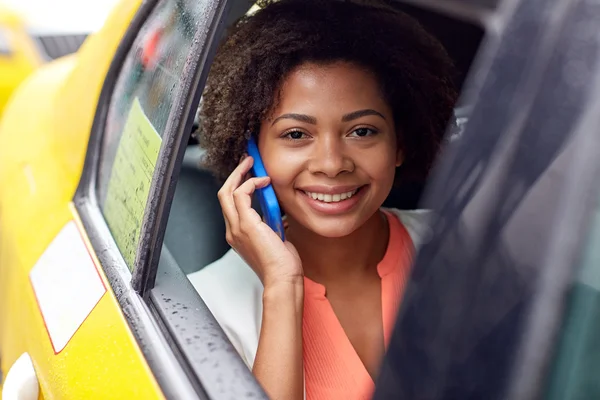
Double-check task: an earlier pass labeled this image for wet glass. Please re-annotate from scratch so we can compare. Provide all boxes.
[96,0,211,269]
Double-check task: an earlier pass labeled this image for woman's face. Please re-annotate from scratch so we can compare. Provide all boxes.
[258,62,402,238]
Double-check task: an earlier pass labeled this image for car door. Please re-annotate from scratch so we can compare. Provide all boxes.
[374,0,600,398]
[73,0,267,398]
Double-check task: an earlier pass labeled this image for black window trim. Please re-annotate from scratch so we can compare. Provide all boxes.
[126,0,268,395]
[129,0,221,295]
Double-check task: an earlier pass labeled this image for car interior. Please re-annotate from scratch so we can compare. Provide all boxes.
[159,0,488,277]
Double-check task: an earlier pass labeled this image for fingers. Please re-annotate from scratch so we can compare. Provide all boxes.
[218,156,254,233]
[218,156,273,245]
[220,156,253,197]
[233,176,271,226]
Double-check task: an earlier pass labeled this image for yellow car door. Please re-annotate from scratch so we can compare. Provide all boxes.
[0,0,267,398]
[0,0,166,397]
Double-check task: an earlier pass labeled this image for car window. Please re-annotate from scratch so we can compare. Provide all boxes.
[138,0,271,396]
[96,0,201,270]
[155,0,268,278]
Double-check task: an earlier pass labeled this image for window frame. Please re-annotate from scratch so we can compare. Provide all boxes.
[128,0,268,395]
[73,0,266,398]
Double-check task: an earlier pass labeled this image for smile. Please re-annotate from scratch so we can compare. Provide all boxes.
[303,189,358,203]
[298,185,366,215]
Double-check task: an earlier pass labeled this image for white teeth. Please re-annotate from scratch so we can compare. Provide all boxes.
[304,189,359,203]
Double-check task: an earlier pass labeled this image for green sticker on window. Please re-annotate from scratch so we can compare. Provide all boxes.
[103,97,162,271]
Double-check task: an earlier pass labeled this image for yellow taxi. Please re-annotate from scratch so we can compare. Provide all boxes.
[2,0,599,398]
[0,4,88,116]
[0,5,41,116]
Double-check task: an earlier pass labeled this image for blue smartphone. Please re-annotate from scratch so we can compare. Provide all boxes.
[247,137,285,241]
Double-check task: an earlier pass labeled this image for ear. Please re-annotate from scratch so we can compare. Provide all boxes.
[395,148,404,167]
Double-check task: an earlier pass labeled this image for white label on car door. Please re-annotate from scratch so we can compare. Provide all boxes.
[29,220,106,354]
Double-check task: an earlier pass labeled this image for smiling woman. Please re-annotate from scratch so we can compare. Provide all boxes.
[186,0,458,399]
[258,62,400,238]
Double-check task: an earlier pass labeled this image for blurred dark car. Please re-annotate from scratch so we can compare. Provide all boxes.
[376,0,600,399]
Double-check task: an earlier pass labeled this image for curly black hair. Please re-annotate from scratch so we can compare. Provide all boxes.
[200,0,458,183]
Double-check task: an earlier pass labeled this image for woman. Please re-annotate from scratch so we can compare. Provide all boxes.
[188,0,457,398]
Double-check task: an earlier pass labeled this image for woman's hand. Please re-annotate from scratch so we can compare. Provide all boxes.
[220,156,304,400]
[218,156,303,289]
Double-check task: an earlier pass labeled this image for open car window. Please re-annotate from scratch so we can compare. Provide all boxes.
[77,0,493,397]
[149,0,487,397]
[161,0,487,277]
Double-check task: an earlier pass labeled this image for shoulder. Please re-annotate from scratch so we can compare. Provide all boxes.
[383,208,432,250]
[187,249,263,368]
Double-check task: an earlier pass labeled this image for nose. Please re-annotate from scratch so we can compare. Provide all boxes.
[307,135,354,178]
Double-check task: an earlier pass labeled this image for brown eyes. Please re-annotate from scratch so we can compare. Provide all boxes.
[282,127,378,140]
[286,130,305,140]
[349,127,378,137]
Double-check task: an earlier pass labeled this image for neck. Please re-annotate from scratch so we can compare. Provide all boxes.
[286,210,389,285]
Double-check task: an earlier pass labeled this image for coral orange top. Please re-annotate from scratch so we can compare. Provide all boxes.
[302,211,414,400]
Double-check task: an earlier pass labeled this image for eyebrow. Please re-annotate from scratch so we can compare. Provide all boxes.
[272,113,317,126]
[271,109,386,126]
[342,109,386,122]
